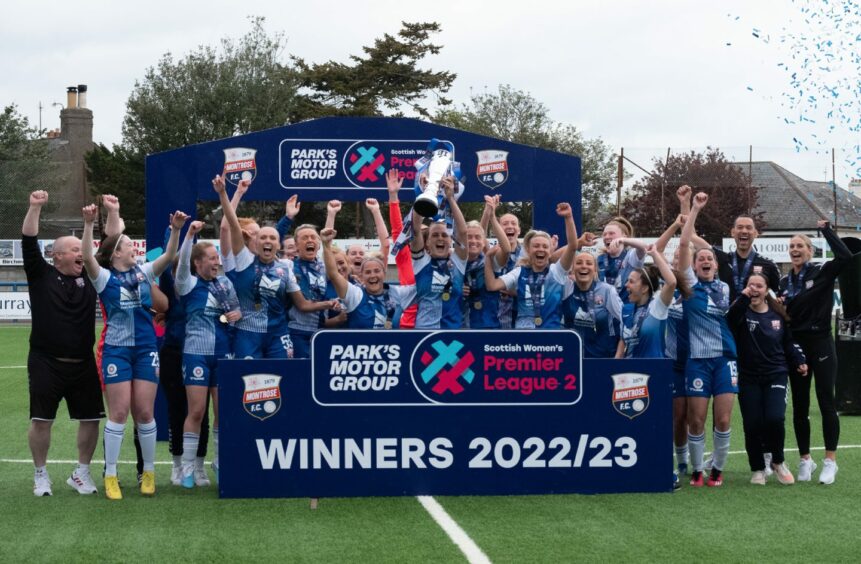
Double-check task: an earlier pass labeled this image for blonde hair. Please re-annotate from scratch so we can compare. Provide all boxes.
[518,230,552,266]
[607,216,634,237]
[791,233,814,253]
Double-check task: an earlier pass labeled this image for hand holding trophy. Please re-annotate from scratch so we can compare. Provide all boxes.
[412,140,454,218]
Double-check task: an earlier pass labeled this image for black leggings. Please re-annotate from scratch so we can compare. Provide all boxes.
[790,334,840,455]
[738,375,788,470]
[159,345,209,457]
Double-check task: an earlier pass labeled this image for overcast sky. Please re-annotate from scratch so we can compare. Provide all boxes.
[3,0,859,191]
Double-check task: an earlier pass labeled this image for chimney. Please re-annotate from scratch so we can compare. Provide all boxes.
[77,84,88,109]
[66,86,78,109]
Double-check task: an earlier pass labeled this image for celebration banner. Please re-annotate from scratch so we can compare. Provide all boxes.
[218,330,674,498]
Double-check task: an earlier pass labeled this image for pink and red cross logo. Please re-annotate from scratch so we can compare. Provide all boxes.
[347,145,386,183]
[419,339,475,395]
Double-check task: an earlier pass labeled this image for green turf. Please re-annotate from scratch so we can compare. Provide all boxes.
[1,325,860,563]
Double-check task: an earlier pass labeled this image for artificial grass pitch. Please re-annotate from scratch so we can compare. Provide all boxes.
[0,326,859,562]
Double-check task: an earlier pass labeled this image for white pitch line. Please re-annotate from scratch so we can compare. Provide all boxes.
[417,495,491,564]
[0,365,26,369]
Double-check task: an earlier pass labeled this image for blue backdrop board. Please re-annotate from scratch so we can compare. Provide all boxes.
[218,330,673,498]
[145,117,582,251]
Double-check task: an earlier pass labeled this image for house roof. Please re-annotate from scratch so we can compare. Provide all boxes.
[732,161,861,232]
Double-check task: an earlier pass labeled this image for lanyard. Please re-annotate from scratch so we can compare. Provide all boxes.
[115,268,140,294]
[602,249,627,284]
[786,263,810,301]
[528,268,548,321]
[731,251,756,294]
[572,283,598,331]
[209,277,233,312]
[630,302,650,337]
[299,259,325,300]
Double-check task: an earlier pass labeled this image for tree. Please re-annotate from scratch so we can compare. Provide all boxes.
[435,85,617,229]
[92,18,456,238]
[620,147,760,243]
[0,105,60,237]
[292,22,456,120]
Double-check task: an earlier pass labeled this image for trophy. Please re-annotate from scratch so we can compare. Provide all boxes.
[413,146,453,218]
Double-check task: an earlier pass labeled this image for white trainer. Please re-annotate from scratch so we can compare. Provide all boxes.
[798,458,817,482]
[194,459,211,487]
[170,465,182,486]
[34,473,53,497]
[763,453,773,477]
[819,459,838,485]
[750,471,766,485]
[66,468,98,494]
[772,462,795,485]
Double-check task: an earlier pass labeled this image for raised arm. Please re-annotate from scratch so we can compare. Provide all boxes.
[612,236,648,260]
[386,169,404,235]
[176,221,202,291]
[325,200,341,231]
[648,244,677,306]
[276,194,300,241]
[366,198,390,258]
[101,194,125,237]
[152,211,189,277]
[655,215,684,254]
[680,192,708,273]
[485,195,511,264]
[483,245,507,292]
[556,202,579,271]
[212,175,245,257]
[677,185,692,216]
[220,178,250,256]
[22,191,48,237]
[443,176,468,261]
[81,204,100,279]
[320,227,349,300]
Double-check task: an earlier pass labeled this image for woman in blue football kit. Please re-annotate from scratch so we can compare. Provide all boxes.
[617,244,678,359]
[215,175,334,360]
[728,272,807,486]
[779,220,853,484]
[598,217,646,304]
[463,195,511,329]
[409,176,469,329]
[321,228,414,329]
[175,221,242,488]
[563,252,622,357]
[485,203,579,330]
[82,203,188,500]
[678,192,737,488]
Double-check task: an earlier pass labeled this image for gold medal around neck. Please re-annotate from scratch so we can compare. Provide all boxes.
[384,320,392,329]
[442,292,451,302]
[254,303,262,311]
[219,314,228,324]
[474,301,483,310]
[534,316,543,327]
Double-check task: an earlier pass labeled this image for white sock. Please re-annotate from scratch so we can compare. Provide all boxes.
[137,420,157,473]
[182,433,199,471]
[713,429,732,471]
[34,465,47,476]
[213,427,219,469]
[172,455,182,468]
[688,432,706,472]
[104,421,125,477]
[76,463,90,475]
[675,443,689,467]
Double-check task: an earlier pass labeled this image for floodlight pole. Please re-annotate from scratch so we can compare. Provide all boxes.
[832,148,838,230]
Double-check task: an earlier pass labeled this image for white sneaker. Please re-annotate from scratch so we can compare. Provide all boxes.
[763,453,773,477]
[193,459,211,487]
[66,468,98,494]
[750,471,767,485]
[170,465,182,486]
[798,458,817,482]
[819,459,838,485]
[34,473,53,497]
[772,462,795,485]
